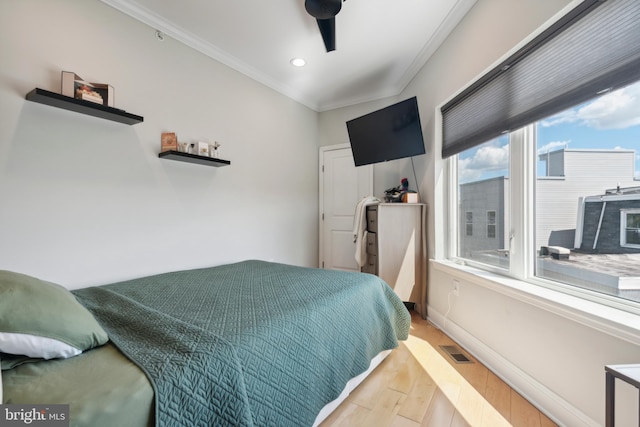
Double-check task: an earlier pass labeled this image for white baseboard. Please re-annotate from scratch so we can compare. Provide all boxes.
[428,304,599,427]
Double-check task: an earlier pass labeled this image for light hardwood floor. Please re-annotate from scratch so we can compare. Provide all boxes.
[320,311,557,427]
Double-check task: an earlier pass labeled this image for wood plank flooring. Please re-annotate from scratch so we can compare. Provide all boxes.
[320,311,557,427]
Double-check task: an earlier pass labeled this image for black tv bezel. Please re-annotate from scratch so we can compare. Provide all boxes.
[346,96,425,167]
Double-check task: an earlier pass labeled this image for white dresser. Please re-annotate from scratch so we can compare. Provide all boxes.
[362,203,427,310]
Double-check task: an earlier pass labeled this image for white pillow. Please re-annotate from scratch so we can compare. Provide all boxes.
[0,270,108,360]
[0,332,82,360]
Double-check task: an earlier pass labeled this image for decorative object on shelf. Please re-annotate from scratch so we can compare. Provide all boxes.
[61,71,114,108]
[403,193,419,203]
[25,88,143,125]
[158,150,230,167]
[196,141,209,157]
[161,132,178,152]
[384,178,418,203]
[178,142,189,153]
[76,83,103,104]
[209,141,221,159]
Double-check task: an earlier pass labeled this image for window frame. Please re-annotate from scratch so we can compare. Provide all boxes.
[621,209,640,249]
[446,125,640,316]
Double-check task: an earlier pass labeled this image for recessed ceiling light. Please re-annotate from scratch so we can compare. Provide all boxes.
[290,58,306,67]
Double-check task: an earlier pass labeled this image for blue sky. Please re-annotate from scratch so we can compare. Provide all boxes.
[459,80,640,183]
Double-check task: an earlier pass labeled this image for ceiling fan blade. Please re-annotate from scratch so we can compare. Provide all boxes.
[316,17,336,52]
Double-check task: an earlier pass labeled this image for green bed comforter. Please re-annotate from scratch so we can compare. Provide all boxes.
[73,260,410,427]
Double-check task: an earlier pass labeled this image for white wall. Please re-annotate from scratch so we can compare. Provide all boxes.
[321,0,640,426]
[0,0,319,289]
[429,262,640,427]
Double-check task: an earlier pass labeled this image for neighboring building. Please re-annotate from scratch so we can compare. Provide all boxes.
[536,148,638,251]
[459,176,508,259]
[577,186,640,254]
[460,148,638,259]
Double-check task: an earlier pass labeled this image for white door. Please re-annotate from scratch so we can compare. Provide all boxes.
[319,144,373,271]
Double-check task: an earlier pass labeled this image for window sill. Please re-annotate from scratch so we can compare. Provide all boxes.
[431,259,640,345]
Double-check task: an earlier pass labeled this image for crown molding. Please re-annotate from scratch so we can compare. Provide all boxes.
[396,0,477,91]
[99,0,321,111]
[99,0,474,113]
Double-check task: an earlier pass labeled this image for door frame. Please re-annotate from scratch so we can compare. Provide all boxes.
[319,143,373,269]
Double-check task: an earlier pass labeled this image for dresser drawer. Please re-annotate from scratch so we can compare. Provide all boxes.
[366,206,378,232]
[366,232,378,255]
[362,253,378,275]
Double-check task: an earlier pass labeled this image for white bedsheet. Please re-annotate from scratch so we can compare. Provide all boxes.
[312,349,391,426]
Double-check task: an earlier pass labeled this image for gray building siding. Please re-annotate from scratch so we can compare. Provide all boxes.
[580,200,640,253]
[459,177,506,257]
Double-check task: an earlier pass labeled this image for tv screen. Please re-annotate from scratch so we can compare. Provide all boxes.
[346,96,425,167]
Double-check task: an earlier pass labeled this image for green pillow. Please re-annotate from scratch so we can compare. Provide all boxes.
[0,270,108,360]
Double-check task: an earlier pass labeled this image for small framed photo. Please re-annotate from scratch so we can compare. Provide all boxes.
[196,142,209,157]
[161,132,178,152]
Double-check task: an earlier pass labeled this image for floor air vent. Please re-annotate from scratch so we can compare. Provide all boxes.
[440,345,474,364]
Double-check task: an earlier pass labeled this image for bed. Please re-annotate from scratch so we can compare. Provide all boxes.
[0,260,410,426]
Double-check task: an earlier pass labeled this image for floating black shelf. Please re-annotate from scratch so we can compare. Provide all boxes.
[26,88,143,125]
[158,150,231,167]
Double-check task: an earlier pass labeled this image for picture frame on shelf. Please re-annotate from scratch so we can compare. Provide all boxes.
[161,132,178,152]
[61,71,114,107]
[196,142,209,157]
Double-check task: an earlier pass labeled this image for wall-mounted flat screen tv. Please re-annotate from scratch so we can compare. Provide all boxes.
[346,96,425,167]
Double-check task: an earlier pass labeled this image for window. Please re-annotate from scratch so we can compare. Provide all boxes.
[457,136,510,269]
[443,0,640,311]
[465,212,473,236]
[622,210,640,248]
[452,80,640,307]
[534,82,640,302]
[487,211,496,238]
